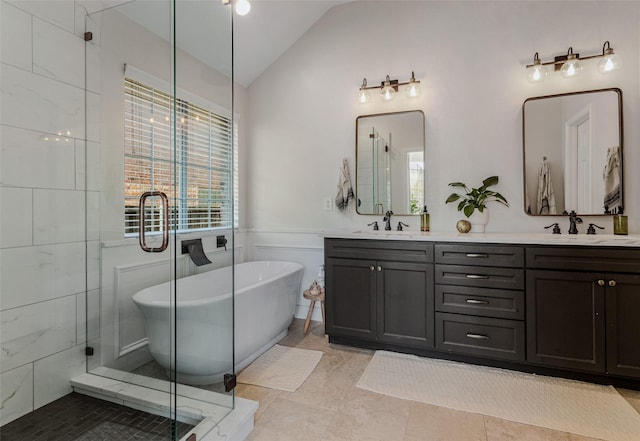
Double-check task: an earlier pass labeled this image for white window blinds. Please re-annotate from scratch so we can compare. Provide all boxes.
[124,77,233,235]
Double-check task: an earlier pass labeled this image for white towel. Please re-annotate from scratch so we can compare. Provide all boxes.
[536,159,556,215]
[602,146,621,212]
[335,158,355,211]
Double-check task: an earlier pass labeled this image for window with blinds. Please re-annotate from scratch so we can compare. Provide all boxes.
[124,77,234,235]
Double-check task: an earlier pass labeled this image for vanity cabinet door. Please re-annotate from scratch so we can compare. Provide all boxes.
[606,273,640,379]
[526,270,606,373]
[325,258,377,341]
[376,261,434,348]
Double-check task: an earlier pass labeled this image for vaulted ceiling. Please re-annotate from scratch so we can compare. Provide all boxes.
[85,0,351,87]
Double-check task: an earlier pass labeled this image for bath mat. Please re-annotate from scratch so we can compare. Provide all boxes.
[357,350,640,441]
[237,344,322,392]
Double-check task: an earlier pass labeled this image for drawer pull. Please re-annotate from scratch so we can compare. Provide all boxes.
[466,333,490,340]
[465,299,490,305]
[465,253,489,258]
[466,274,489,279]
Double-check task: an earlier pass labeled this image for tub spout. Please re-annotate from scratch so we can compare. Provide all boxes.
[181,238,212,266]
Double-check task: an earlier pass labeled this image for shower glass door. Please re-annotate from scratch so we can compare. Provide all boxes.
[85,0,235,438]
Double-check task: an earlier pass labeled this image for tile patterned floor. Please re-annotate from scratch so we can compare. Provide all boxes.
[0,392,193,441]
[236,319,640,441]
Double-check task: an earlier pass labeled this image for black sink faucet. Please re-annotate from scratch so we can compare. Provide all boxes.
[568,210,583,234]
[383,210,393,231]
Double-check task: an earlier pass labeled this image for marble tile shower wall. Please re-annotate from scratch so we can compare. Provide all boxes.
[0,0,100,425]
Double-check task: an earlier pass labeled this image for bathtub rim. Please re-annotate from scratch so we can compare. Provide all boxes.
[132,260,304,308]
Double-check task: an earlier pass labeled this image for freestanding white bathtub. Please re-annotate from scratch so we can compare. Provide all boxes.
[132,260,304,385]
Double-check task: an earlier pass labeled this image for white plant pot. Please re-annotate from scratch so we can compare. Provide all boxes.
[468,208,489,233]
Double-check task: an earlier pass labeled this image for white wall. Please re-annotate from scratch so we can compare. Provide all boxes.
[246,1,640,235]
[0,0,95,425]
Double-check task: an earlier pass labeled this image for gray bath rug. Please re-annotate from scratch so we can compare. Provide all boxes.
[237,344,323,392]
[357,350,640,441]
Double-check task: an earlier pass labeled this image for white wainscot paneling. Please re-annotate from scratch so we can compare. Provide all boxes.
[5,0,75,33]
[115,259,172,357]
[33,17,85,88]
[253,243,325,321]
[1,242,87,310]
[33,189,86,245]
[1,296,77,373]
[1,126,76,190]
[34,345,86,409]
[0,187,32,248]
[0,364,33,426]
[0,1,31,70]
[0,64,85,139]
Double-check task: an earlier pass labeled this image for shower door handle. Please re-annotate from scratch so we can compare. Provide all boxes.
[139,191,169,253]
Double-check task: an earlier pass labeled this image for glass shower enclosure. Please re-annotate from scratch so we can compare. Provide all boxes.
[83,0,235,438]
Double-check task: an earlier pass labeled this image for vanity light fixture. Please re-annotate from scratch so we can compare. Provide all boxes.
[221,0,251,16]
[525,41,619,83]
[357,72,421,103]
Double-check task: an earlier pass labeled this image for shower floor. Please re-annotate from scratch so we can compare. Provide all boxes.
[0,392,194,441]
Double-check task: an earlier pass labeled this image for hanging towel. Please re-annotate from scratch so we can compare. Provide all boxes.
[603,146,621,212]
[536,158,556,215]
[335,158,355,211]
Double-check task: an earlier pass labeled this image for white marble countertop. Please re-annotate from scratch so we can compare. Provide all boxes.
[323,230,640,247]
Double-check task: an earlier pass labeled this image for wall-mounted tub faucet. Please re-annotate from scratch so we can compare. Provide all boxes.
[181,238,212,266]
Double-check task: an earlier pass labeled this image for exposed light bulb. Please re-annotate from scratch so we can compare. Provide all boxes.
[404,71,421,98]
[598,48,619,74]
[561,48,582,78]
[561,59,582,77]
[527,53,547,83]
[381,75,395,101]
[358,78,370,104]
[358,89,370,104]
[235,0,251,16]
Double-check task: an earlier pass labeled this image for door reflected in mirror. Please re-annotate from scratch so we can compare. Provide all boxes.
[522,88,623,216]
[356,111,425,215]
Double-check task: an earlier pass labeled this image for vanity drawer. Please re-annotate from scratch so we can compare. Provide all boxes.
[435,285,524,320]
[325,238,433,263]
[526,246,640,273]
[435,312,525,361]
[435,264,524,290]
[435,244,524,268]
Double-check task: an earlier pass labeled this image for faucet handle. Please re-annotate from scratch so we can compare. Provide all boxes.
[397,222,409,231]
[544,223,561,234]
[587,223,605,235]
[367,221,379,231]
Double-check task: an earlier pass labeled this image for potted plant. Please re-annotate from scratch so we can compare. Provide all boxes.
[445,176,509,232]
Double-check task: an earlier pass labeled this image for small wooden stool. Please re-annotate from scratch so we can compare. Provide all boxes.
[303,289,325,334]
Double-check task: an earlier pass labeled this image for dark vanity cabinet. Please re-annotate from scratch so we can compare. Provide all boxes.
[325,236,640,384]
[324,239,434,349]
[526,247,640,378]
